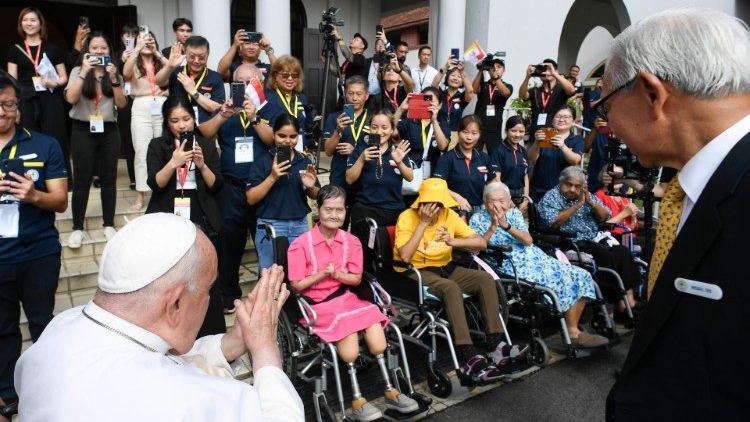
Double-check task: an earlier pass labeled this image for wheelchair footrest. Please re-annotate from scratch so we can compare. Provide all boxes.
[383,395,431,420]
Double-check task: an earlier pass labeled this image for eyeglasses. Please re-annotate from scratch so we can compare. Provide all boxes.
[554,114,573,121]
[279,72,300,80]
[0,101,19,112]
[594,77,636,121]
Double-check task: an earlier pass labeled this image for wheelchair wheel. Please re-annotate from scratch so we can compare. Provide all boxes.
[495,279,510,324]
[528,337,550,367]
[277,311,298,381]
[317,400,337,422]
[590,312,615,338]
[427,369,452,398]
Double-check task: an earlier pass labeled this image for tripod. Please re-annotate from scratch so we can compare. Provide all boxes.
[314,31,343,173]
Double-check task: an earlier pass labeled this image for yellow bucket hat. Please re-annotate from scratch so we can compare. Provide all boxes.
[410,178,459,209]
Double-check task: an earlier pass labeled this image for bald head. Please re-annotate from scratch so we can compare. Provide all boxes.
[233,64,262,83]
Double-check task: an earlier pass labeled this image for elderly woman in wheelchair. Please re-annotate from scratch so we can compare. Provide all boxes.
[469,182,609,348]
[287,185,418,422]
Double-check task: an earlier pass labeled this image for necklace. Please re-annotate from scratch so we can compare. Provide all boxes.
[82,308,182,365]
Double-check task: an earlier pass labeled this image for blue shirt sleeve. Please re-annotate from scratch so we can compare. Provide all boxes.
[323,113,338,138]
[568,135,584,155]
[248,153,271,188]
[432,153,450,179]
[209,75,225,104]
[347,142,365,168]
[44,136,67,180]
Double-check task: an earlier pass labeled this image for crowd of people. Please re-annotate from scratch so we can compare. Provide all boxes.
[2,4,747,421]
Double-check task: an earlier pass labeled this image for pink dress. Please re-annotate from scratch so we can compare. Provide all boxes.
[287,225,388,343]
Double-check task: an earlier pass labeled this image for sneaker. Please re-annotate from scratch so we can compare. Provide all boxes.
[351,400,382,422]
[572,331,609,348]
[488,342,511,366]
[68,230,84,249]
[384,391,419,414]
[473,364,509,382]
[461,354,489,377]
[104,226,117,241]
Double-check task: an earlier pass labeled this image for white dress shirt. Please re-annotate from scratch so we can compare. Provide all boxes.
[411,65,439,93]
[677,113,750,232]
[15,301,304,422]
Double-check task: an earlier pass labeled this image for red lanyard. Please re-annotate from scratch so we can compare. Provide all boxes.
[92,91,104,113]
[383,87,399,108]
[488,84,496,102]
[173,138,192,192]
[24,41,42,74]
[341,62,350,75]
[536,89,551,110]
[145,62,157,96]
[446,91,454,119]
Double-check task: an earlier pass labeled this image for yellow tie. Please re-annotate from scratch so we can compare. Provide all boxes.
[647,177,686,298]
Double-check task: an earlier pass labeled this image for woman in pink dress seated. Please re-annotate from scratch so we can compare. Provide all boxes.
[287,185,418,421]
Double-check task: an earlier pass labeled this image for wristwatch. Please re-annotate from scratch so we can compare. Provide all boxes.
[266,47,274,55]
[502,222,512,231]
[190,90,200,98]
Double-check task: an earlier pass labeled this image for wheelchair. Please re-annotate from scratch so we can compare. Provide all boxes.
[356,218,526,396]
[257,224,431,422]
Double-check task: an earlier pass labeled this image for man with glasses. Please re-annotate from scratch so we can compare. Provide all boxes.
[519,58,576,136]
[602,9,750,420]
[217,29,277,83]
[0,73,68,418]
[156,35,224,125]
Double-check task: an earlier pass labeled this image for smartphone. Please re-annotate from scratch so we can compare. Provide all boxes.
[138,25,149,39]
[276,145,292,165]
[79,16,89,28]
[376,24,383,34]
[407,94,432,120]
[245,31,262,43]
[450,48,460,61]
[231,82,245,109]
[125,37,135,51]
[2,159,24,180]
[91,55,111,67]
[179,131,194,152]
[367,134,380,149]
[343,103,354,120]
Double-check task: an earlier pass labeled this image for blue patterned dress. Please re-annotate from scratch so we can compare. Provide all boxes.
[469,208,596,311]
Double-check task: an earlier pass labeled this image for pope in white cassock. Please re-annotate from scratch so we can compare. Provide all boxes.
[14,213,304,421]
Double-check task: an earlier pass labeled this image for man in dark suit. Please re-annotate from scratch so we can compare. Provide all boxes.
[598,8,750,420]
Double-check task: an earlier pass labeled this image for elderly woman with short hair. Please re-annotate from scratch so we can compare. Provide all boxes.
[469,181,608,347]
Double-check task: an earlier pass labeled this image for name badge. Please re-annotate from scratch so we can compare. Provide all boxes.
[235,137,254,163]
[89,114,104,133]
[123,81,132,96]
[536,113,548,126]
[149,98,161,116]
[674,278,723,301]
[486,104,496,117]
[193,106,200,125]
[0,202,20,238]
[32,76,46,92]
[477,166,488,173]
[174,197,191,220]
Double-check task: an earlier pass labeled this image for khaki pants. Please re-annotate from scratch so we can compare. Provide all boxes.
[409,266,502,346]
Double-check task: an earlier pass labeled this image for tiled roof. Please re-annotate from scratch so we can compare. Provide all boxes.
[382,6,429,31]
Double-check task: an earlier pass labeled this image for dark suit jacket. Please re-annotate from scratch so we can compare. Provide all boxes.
[145,134,223,234]
[607,131,750,420]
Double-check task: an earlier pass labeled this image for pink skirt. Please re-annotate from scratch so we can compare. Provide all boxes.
[300,290,389,343]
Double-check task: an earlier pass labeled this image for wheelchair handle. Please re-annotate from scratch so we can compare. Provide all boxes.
[296,295,318,332]
[0,402,18,417]
[257,223,277,242]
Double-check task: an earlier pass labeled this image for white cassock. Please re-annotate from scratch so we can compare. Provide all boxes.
[14,301,304,422]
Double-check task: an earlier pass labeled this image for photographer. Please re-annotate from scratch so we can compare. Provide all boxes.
[368,60,411,113]
[519,59,575,135]
[217,29,276,82]
[471,55,512,152]
[432,57,473,145]
[411,46,438,93]
[367,31,413,97]
[329,28,369,81]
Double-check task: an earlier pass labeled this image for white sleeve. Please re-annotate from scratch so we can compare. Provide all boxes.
[252,366,305,422]
[180,334,235,378]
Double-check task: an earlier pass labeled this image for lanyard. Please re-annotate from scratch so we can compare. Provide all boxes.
[1,129,30,159]
[420,120,434,159]
[173,138,192,194]
[275,88,299,118]
[145,62,157,96]
[383,87,399,108]
[445,91,454,120]
[183,66,207,101]
[488,84,497,102]
[92,91,104,113]
[536,89,551,110]
[239,110,252,137]
[417,69,428,89]
[350,110,367,142]
[23,41,43,74]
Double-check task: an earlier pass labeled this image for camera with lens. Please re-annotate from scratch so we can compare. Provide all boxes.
[605,136,658,186]
[479,52,506,71]
[531,63,548,77]
[319,7,344,34]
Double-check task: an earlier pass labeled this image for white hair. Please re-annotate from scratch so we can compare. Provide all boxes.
[483,181,511,203]
[233,63,262,81]
[605,8,750,98]
[559,166,587,183]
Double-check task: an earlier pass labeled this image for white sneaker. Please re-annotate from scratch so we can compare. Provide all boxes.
[68,230,84,249]
[104,226,117,241]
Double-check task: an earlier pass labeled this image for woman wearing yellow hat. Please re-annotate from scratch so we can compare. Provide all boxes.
[393,177,508,378]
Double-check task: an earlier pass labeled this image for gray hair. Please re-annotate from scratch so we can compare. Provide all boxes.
[559,166,587,183]
[233,63,262,81]
[605,8,750,98]
[483,181,511,203]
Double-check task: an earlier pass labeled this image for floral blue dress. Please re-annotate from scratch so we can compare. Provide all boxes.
[469,208,596,311]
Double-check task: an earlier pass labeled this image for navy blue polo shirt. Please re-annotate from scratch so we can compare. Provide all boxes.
[440,88,470,132]
[216,114,269,183]
[263,88,308,136]
[347,143,407,211]
[229,60,271,82]
[530,134,584,193]
[168,66,226,124]
[397,117,449,172]
[323,110,370,187]
[0,126,67,264]
[433,148,496,206]
[490,140,529,190]
[247,148,319,220]
[528,84,569,134]
[586,132,609,192]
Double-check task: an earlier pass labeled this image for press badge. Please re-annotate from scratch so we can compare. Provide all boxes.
[235,137,254,163]
[149,99,161,116]
[0,201,20,238]
[486,105,496,117]
[174,197,191,220]
[89,114,104,133]
[32,76,46,92]
[123,82,132,96]
[537,113,548,126]
[674,278,723,301]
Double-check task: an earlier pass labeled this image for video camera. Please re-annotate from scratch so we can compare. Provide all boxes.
[605,136,659,190]
[319,7,344,34]
[479,52,506,71]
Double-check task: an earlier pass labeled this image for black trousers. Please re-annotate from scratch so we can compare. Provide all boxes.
[70,122,120,230]
[0,253,61,402]
[576,240,641,299]
[217,179,256,307]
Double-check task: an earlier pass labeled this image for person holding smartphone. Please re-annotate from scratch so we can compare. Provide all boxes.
[145,95,225,337]
[64,32,127,249]
[246,114,320,271]
[432,57,474,145]
[217,29,276,82]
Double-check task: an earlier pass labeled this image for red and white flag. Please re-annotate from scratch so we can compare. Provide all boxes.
[463,41,487,66]
[245,77,267,110]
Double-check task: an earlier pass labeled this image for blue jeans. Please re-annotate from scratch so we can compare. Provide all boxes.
[0,253,61,402]
[255,218,309,270]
